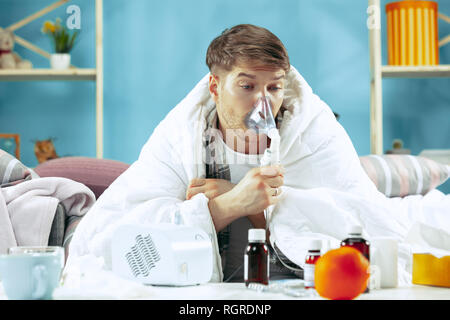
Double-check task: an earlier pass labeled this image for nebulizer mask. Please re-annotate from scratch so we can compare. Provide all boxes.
[244,96,280,167]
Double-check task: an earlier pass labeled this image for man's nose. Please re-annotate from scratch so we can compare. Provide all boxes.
[258,88,270,98]
[252,95,272,109]
[254,89,270,104]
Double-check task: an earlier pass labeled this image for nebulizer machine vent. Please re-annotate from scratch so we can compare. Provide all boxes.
[111,223,213,286]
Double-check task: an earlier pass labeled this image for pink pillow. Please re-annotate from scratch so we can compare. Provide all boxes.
[34,157,130,199]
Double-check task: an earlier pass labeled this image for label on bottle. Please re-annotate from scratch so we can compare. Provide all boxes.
[304,264,315,288]
[244,255,248,281]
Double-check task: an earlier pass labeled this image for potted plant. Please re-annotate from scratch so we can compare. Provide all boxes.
[42,18,79,69]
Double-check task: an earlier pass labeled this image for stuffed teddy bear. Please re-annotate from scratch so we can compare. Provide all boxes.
[0,29,32,69]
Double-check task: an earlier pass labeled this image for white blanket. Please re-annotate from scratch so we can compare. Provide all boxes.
[0,177,95,254]
[66,66,450,285]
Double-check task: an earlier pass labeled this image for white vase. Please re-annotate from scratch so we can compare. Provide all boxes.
[50,53,71,69]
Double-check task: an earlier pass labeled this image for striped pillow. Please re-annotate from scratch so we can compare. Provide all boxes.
[360,155,450,197]
[0,149,34,187]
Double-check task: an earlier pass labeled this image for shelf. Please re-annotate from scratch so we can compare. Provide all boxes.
[382,65,450,78]
[369,0,450,154]
[1,0,103,158]
[0,68,97,81]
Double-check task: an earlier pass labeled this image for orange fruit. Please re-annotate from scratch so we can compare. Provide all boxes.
[314,246,370,300]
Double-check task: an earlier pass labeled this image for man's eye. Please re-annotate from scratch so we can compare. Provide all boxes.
[269,87,282,91]
[241,85,253,90]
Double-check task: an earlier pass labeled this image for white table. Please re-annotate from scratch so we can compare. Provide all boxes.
[1,281,449,300]
[127,283,450,300]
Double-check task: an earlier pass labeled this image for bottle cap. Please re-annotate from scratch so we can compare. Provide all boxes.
[248,229,266,242]
[308,239,322,251]
[349,225,362,236]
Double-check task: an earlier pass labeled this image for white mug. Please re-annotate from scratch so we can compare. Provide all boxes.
[370,237,398,289]
[0,246,64,300]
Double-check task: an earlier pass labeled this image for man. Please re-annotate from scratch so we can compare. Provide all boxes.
[186,25,293,280]
[66,24,449,284]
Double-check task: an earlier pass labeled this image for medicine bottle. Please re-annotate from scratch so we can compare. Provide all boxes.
[341,225,370,293]
[244,229,269,287]
[304,239,322,289]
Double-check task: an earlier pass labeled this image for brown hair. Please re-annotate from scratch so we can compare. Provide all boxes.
[206,24,290,74]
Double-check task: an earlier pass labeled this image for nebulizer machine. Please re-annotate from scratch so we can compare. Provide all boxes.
[111,223,213,286]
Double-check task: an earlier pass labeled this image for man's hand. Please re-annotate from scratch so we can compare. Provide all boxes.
[208,165,284,231]
[225,165,284,216]
[186,178,235,200]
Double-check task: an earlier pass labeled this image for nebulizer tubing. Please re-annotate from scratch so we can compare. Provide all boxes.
[224,96,281,283]
[259,127,303,274]
[224,97,299,283]
[259,126,304,274]
[260,128,280,231]
[244,96,280,229]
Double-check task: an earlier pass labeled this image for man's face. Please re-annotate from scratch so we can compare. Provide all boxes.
[209,62,286,136]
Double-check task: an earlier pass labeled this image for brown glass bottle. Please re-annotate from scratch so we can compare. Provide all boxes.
[244,229,269,287]
[341,225,370,293]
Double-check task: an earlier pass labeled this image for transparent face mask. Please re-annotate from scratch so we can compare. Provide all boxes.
[244,96,276,135]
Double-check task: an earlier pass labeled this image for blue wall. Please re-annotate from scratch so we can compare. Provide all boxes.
[1,0,449,192]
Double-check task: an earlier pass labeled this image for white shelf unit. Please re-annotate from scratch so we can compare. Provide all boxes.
[368,0,450,155]
[0,0,104,158]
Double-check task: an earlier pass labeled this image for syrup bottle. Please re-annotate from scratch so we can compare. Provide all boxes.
[304,239,322,289]
[341,225,370,293]
[244,229,269,287]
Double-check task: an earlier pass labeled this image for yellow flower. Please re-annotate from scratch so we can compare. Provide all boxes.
[43,21,55,33]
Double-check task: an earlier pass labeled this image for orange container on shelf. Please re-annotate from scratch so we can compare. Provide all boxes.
[386,1,439,66]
